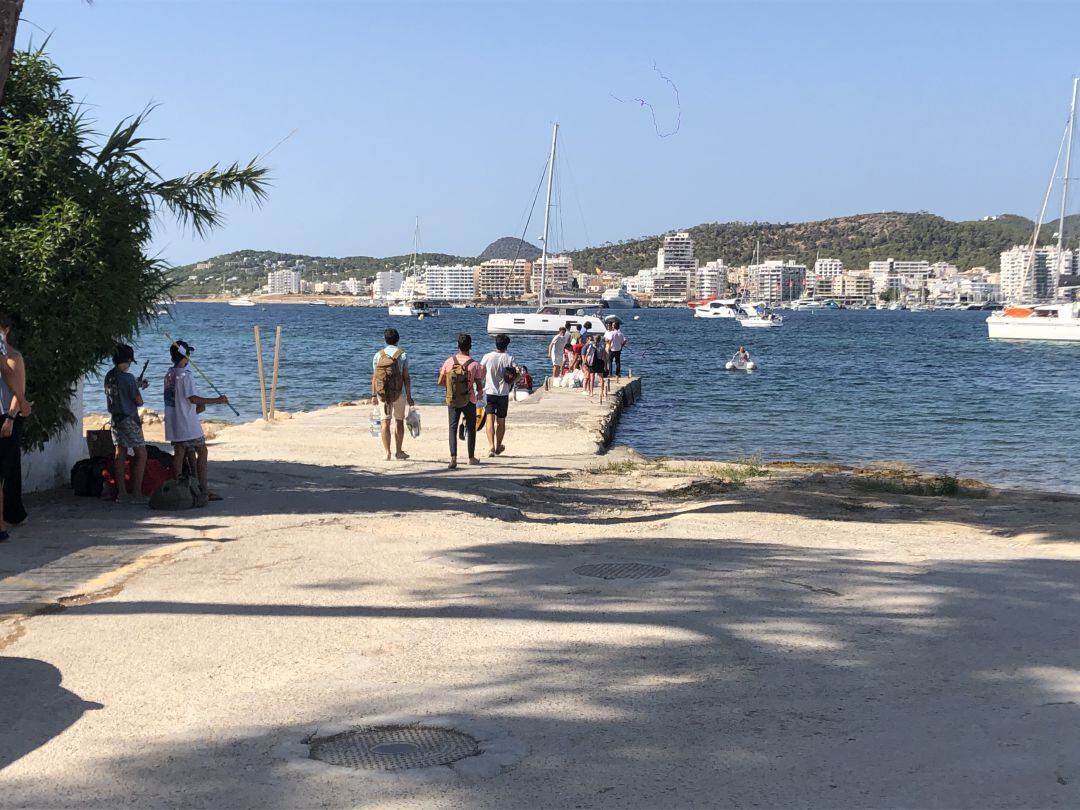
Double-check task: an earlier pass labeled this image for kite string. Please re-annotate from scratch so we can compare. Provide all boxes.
[611,60,681,138]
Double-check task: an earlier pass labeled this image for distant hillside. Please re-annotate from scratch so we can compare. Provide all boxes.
[479,237,542,261]
[171,249,476,295]
[171,212,1074,295]
[569,212,1068,276]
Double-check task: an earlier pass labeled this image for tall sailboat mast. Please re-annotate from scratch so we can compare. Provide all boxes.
[538,123,559,309]
[1054,77,1079,300]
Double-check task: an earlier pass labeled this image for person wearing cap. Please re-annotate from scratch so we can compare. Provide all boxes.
[164,340,229,499]
[104,344,149,503]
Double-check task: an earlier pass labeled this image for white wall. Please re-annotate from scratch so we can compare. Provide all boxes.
[23,382,84,493]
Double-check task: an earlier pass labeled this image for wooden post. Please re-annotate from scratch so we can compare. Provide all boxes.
[254,326,269,421]
[269,325,282,420]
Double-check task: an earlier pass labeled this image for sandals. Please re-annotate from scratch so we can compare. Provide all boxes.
[396,451,410,460]
[448,460,458,470]
[495,445,506,456]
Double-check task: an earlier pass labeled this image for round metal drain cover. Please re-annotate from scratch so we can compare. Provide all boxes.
[308,725,479,771]
[573,562,670,580]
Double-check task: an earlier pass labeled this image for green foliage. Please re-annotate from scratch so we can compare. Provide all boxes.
[0,50,267,447]
[568,212,1062,276]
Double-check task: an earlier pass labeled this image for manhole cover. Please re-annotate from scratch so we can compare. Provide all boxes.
[573,562,670,580]
[308,725,479,771]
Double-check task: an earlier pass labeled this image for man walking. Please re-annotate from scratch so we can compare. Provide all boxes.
[371,327,415,461]
[548,326,568,379]
[437,333,484,469]
[480,333,516,456]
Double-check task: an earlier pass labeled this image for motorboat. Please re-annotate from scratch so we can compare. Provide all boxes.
[228,297,255,307]
[488,300,606,335]
[725,354,756,371]
[987,302,1080,340]
[601,286,639,309]
[738,302,783,328]
[790,298,827,311]
[693,298,740,319]
[389,300,439,318]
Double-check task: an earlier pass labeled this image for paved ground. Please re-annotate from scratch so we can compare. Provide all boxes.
[2,379,1080,808]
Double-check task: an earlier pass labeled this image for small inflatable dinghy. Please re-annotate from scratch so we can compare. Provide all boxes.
[725,358,756,371]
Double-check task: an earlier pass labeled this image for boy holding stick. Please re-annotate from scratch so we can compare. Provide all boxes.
[163,340,229,500]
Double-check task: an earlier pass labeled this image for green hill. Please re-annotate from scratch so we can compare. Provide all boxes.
[568,212,1066,276]
[171,211,1069,294]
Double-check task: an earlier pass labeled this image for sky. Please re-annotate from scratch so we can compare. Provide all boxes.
[15,0,1080,264]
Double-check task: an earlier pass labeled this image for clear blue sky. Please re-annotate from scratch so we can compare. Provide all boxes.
[16,0,1080,264]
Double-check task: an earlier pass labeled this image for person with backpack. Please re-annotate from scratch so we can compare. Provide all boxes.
[370,327,415,461]
[582,334,602,396]
[104,344,150,503]
[437,333,484,469]
[480,333,517,457]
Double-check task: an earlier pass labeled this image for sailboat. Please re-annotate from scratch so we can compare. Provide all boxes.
[487,124,604,335]
[988,78,1080,341]
[389,217,439,318]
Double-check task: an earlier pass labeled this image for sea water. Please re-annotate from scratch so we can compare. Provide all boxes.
[83,304,1080,492]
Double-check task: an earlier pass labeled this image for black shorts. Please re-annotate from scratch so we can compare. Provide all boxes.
[486,394,509,419]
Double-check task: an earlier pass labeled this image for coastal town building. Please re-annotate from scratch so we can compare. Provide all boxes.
[651,269,693,303]
[372,270,403,300]
[339,277,364,296]
[869,258,930,295]
[695,259,727,299]
[424,264,475,301]
[623,268,656,298]
[930,261,960,278]
[267,268,301,295]
[747,260,807,305]
[813,258,844,279]
[999,245,1076,301]
[657,231,697,271]
[477,259,530,299]
[530,255,573,296]
[829,272,874,300]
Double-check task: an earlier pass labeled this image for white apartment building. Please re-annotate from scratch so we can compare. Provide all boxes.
[658,231,696,271]
[530,255,574,296]
[339,277,364,296]
[623,268,656,297]
[747,260,806,305]
[651,269,693,303]
[695,259,727,299]
[930,261,959,278]
[999,245,1075,302]
[478,259,530,299]
[267,268,301,295]
[869,258,930,294]
[813,258,844,279]
[372,271,403,300]
[424,264,475,301]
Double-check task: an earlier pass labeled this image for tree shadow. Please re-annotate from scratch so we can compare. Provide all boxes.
[3,538,1078,806]
[0,656,103,772]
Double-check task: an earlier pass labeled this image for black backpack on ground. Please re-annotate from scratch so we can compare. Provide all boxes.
[71,458,106,497]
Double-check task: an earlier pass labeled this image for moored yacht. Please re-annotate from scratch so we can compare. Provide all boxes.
[987,302,1080,340]
[693,297,741,319]
[389,300,439,318]
[601,286,639,309]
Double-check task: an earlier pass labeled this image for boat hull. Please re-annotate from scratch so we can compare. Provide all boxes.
[487,310,605,335]
[986,314,1080,341]
[694,307,737,319]
[739,318,782,328]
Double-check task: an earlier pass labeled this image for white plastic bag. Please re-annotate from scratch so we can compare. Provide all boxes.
[405,406,421,438]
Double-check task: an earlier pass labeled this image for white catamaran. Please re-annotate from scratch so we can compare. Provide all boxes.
[487,124,605,335]
[987,78,1080,341]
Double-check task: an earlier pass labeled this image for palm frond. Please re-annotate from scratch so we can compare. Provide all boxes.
[150,159,269,237]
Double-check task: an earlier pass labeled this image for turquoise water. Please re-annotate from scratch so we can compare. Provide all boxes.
[85,303,1080,492]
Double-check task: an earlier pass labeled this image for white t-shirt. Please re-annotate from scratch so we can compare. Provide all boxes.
[164,364,204,442]
[549,333,569,361]
[606,329,626,352]
[480,351,516,396]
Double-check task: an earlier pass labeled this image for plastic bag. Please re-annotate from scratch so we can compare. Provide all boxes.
[405,406,421,438]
